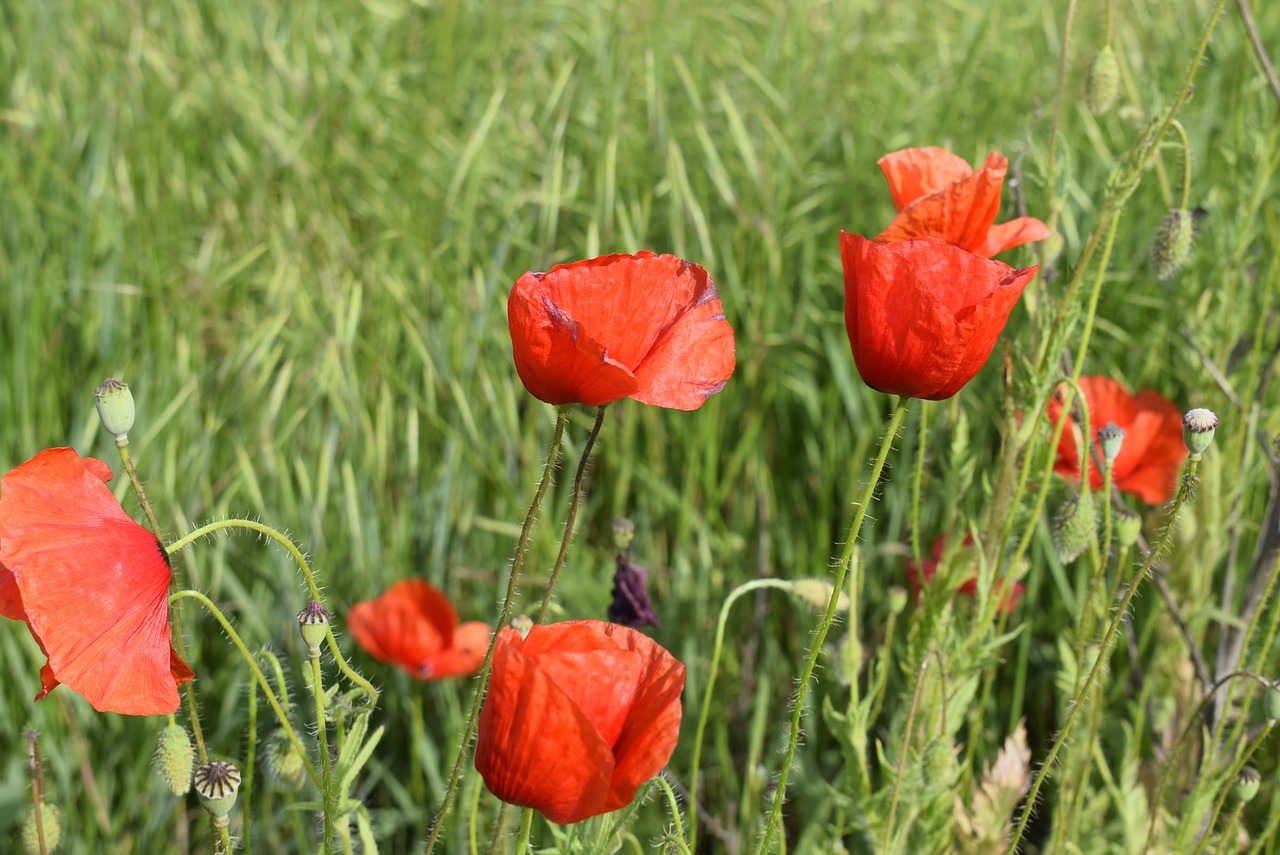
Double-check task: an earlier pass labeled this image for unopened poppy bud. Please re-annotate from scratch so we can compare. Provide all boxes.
[1233,767,1261,804]
[297,600,330,654]
[21,802,62,855]
[1265,680,1280,724]
[1150,208,1195,280]
[265,729,308,789]
[1114,507,1142,548]
[790,578,850,613]
[832,632,862,687]
[1183,408,1217,460]
[611,518,636,554]
[1053,492,1096,564]
[510,614,534,638]
[154,724,194,796]
[194,760,241,825]
[94,378,135,440]
[887,585,908,614]
[1085,45,1120,115]
[1097,422,1125,464]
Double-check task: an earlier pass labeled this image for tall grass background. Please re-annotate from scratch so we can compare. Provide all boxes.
[1,0,1278,851]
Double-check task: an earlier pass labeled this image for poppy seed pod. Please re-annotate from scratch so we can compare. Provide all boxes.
[1233,767,1261,804]
[475,620,685,825]
[1113,507,1142,549]
[1182,408,1218,460]
[93,378,135,440]
[1085,45,1120,115]
[297,600,331,654]
[194,760,241,825]
[1097,422,1126,464]
[154,724,195,796]
[1150,209,1195,280]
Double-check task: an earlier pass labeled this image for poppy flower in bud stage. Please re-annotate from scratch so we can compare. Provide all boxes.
[507,251,735,409]
[475,620,685,824]
[0,448,193,715]
[347,579,489,679]
[906,534,1024,614]
[875,147,1050,258]
[840,233,1039,400]
[1047,376,1186,504]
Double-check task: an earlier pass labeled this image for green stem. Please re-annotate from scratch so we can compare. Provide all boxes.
[1169,120,1193,211]
[653,776,694,855]
[311,654,335,854]
[1188,725,1271,855]
[167,518,322,602]
[486,803,512,854]
[910,401,928,573]
[756,400,910,855]
[883,657,931,852]
[423,408,570,854]
[244,675,258,855]
[514,808,534,853]
[1041,0,1079,253]
[537,405,608,623]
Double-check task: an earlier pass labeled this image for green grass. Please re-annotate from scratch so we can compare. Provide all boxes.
[2,0,1279,851]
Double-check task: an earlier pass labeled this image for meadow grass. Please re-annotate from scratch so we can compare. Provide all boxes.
[2,0,1279,852]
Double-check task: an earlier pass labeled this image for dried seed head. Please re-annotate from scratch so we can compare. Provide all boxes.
[1150,208,1195,280]
[1085,45,1120,115]
[154,724,195,796]
[1053,492,1096,564]
[21,803,62,855]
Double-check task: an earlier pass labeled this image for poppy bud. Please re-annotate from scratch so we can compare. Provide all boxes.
[265,729,308,789]
[1233,767,1261,804]
[21,802,62,855]
[789,578,850,613]
[1085,45,1121,115]
[154,724,195,796]
[94,378,136,441]
[194,760,242,826]
[1053,492,1096,564]
[297,600,331,655]
[1183,408,1218,461]
[1114,506,1142,549]
[832,632,862,687]
[1149,209,1195,280]
[887,585,909,614]
[1097,422,1125,464]
[1265,680,1280,724]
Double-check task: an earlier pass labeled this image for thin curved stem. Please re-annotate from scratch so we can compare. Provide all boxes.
[883,657,931,852]
[310,654,335,854]
[167,518,321,602]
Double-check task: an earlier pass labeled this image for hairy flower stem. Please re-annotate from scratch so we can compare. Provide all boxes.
[486,804,512,855]
[537,404,608,622]
[883,657,932,852]
[310,654,335,854]
[756,400,910,855]
[1006,460,1198,854]
[423,408,569,854]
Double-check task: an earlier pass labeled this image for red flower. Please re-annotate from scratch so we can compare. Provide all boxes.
[347,579,489,679]
[474,620,685,824]
[906,535,1024,614]
[507,252,735,409]
[875,147,1050,258]
[0,448,194,715]
[840,233,1038,400]
[1047,376,1186,504]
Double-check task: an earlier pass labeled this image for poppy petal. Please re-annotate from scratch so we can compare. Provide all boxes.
[475,628,614,824]
[0,564,21,621]
[878,147,975,211]
[876,153,1006,253]
[979,216,1052,258]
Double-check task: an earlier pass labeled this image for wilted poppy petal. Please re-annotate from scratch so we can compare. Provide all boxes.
[475,629,614,824]
[0,448,190,715]
[878,147,975,211]
[348,579,487,680]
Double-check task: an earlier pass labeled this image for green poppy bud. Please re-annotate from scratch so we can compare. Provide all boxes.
[1113,506,1142,549]
[789,578,849,612]
[1085,45,1120,115]
[1097,422,1125,464]
[1183,409,1217,461]
[887,585,909,615]
[94,378,136,440]
[1150,209,1195,280]
[266,729,308,789]
[22,803,62,855]
[1233,767,1261,804]
[154,724,195,796]
[194,760,242,826]
[832,632,862,687]
[1053,492,1096,564]
[297,600,331,654]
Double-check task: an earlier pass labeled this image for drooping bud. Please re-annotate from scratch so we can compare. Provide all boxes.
[1182,409,1218,461]
[1150,209,1195,280]
[1053,492,1096,564]
[265,729,308,789]
[154,724,195,796]
[1097,422,1125,464]
[21,803,62,855]
[789,578,850,613]
[194,760,242,826]
[1265,680,1280,724]
[1113,506,1142,549]
[1085,45,1120,115]
[297,600,331,654]
[94,378,136,441]
[509,614,534,638]
[1233,767,1261,804]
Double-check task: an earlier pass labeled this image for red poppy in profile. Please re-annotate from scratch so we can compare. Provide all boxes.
[875,147,1050,258]
[0,448,194,715]
[347,579,489,679]
[1047,376,1186,504]
[840,233,1038,400]
[474,620,685,824]
[507,251,735,409]
[906,535,1024,614]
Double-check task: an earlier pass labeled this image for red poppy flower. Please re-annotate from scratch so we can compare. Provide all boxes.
[507,251,735,409]
[1047,376,1186,504]
[840,232,1038,400]
[347,579,489,679]
[906,535,1024,614]
[875,147,1050,258]
[474,620,685,824]
[0,448,194,715]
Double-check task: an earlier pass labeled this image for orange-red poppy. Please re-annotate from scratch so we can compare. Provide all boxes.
[906,534,1024,614]
[474,620,685,824]
[840,233,1038,400]
[875,147,1050,257]
[507,252,735,409]
[1047,376,1186,504]
[347,579,488,679]
[0,448,193,715]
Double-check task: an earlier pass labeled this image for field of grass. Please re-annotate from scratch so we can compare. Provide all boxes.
[2,0,1279,852]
